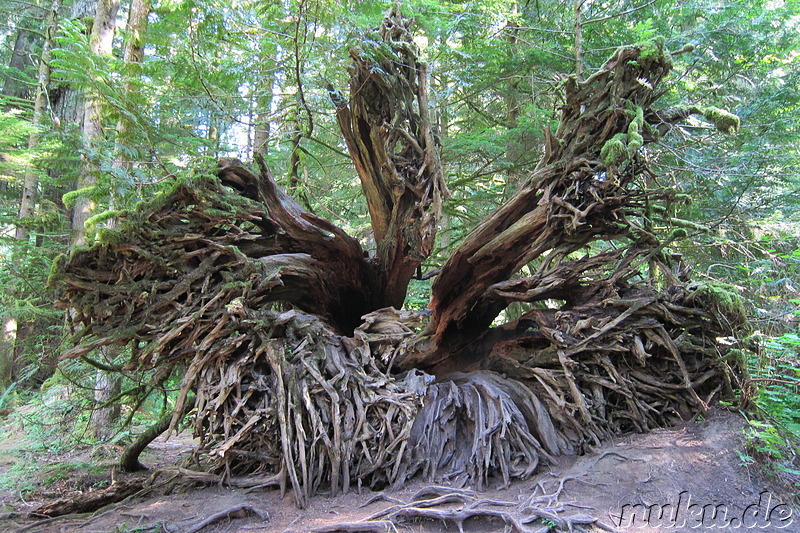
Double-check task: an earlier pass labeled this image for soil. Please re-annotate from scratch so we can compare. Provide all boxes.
[1,409,798,532]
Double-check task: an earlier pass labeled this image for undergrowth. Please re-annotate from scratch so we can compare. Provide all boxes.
[740,320,800,493]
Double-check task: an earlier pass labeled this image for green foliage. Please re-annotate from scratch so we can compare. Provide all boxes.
[741,323,800,486]
[638,36,671,65]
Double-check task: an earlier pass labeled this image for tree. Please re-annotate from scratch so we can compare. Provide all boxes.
[54,6,749,513]
[0,0,61,394]
[70,0,121,440]
[17,0,61,243]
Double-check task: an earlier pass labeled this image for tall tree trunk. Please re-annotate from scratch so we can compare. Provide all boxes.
[112,0,149,172]
[2,25,38,104]
[89,364,121,439]
[16,0,61,242]
[252,48,278,159]
[574,0,584,78]
[503,12,523,196]
[72,0,120,440]
[71,0,119,246]
[0,316,15,393]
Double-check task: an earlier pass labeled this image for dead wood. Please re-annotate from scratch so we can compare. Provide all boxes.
[183,504,269,533]
[30,479,144,517]
[318,483,620,533]
[331,4,448,307]
[52,8,747,512]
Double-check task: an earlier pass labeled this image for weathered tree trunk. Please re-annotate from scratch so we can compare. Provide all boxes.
[16,0,61,242]
[251,47,278,159]
[112,0,150,173]
[54,8,745,513]
[331,7,448,307]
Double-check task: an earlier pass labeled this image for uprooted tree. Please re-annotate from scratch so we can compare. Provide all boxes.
[54,7,746,511]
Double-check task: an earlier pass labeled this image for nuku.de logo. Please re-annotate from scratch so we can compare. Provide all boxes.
[609,490,793,529]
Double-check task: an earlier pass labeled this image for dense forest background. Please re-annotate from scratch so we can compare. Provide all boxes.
[0,0,798,485]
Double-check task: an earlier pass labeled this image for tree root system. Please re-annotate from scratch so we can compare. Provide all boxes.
[52,6,748,512]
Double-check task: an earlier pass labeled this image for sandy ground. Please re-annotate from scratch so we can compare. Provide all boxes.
[1,409,798,532]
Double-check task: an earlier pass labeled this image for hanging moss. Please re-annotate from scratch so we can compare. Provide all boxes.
[627,131,644,156]
[47,253,69,288]
[628,104,645,129]
[62,186,101,209]
[625,105,645,155]
[702,107,740,134]
[600,133,628,166]
[84,209,124,229]
[668,217,710,232]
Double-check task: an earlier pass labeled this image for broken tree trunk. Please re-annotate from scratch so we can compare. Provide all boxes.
[331,5,448,307]
[53,10,746,512]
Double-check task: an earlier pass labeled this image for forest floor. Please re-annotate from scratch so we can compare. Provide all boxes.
[0,408,798,532]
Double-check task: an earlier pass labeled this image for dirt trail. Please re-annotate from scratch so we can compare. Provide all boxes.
[2,409,797,532]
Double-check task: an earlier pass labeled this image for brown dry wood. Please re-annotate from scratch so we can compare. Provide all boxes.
[183,504,269,533]
[331,5,447,307]
[30,479,144,517]
[400,43,696,373]
[322,484,619,533]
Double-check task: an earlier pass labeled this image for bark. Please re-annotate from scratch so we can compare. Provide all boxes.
[286,2,313,210]
[112,0,150,171]
[2,25,38,103]
[251,50,277,159]
[574,0,584,78]
[90,362,121,439]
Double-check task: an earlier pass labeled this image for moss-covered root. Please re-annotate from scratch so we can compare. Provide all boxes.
[689,281,748,330]
[702,106,740,134]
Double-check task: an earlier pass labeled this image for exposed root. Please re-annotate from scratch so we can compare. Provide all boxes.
[183,504,269,533]
[317,483,620,533]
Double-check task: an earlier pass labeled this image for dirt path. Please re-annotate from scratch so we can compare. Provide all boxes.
[2,409,797,532]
